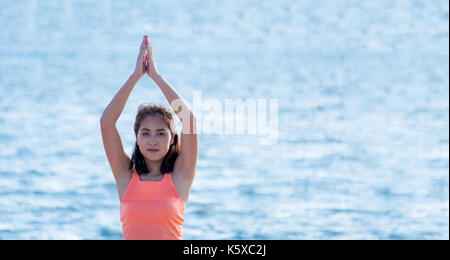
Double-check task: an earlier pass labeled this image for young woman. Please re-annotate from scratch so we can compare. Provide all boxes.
[100,35,198,240]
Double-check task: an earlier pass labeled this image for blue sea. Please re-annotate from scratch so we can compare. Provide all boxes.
[0,0,448,239]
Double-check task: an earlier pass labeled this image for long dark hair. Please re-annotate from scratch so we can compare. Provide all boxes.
[129,103,180,176]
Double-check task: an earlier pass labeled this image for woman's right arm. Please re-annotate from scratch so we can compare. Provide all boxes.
[100,73,140,179]
[100,35,148,178]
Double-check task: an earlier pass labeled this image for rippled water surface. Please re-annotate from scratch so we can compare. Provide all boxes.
[0,0,448,239]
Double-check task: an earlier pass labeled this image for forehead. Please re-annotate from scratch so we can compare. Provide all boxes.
[139,115,169,131]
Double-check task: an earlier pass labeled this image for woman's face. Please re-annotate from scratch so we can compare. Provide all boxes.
[137,115,173,161]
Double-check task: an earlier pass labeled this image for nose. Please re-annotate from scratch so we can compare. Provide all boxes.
[147,136,158,145]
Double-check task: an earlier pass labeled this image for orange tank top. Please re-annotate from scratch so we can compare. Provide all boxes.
[120,170,186,240]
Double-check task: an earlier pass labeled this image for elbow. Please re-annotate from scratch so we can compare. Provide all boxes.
[100,110,117,126]
[99,118,107,128]
[190,111,197,122]
[100,115,107,125]
[100,111,106,124]
[189,112,197,128]
[180,112,198,134]
[190,112,198,134]
[100,116,114,127]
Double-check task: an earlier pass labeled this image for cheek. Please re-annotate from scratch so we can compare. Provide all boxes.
[163,137,170,145]
[161,137,171,147]
[138,136,147,146]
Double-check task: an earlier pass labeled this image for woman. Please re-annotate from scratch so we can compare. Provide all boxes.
[100,35,198,240]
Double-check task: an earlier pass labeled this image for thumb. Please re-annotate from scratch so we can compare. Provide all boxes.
[139,36,146,55]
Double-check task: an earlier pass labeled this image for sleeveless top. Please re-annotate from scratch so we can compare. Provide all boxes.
[120,170,186,240]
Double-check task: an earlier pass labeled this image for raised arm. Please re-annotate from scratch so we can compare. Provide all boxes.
[144,35,198,182]
[100,35,147,179]
[100,36,147,125]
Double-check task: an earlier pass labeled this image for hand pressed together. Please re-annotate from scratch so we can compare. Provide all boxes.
[144,35,160,80]
[133,35,160,80]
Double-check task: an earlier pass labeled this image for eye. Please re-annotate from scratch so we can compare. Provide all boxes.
[143,133,148,135]
[158,133,165,136]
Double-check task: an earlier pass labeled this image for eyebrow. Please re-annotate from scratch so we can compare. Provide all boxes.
[141,128,166,131]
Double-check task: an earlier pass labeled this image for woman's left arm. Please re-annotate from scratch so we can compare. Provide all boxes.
[145,35,198,181]
[154,74,198,181]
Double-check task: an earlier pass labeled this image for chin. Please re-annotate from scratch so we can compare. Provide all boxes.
[147,152,165,159]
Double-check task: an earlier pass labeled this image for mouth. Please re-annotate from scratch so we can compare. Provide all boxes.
[148,149,159,153]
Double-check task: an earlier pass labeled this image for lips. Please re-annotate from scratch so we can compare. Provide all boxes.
[148,149,159,152]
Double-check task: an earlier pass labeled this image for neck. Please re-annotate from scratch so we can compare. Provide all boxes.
[144,158,163,176]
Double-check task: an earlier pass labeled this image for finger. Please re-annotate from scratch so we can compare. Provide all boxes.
[144,35,152,53]
[144,54,148,68]
[139,36,146,54]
